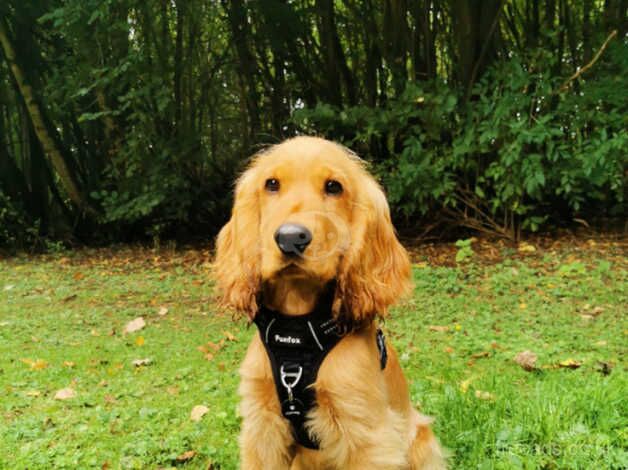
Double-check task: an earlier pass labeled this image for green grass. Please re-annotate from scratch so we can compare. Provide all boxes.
[1,244,626,469]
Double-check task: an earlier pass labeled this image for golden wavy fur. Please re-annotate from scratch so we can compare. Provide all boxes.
[215,136,446,469]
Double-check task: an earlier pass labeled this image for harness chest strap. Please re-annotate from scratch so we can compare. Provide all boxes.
[253,302,388,450]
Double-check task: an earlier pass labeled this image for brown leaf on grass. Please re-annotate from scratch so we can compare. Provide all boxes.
[514,350,538,371]
[471,351,490,359]
[132,358,152,367]
[176,450,196,462]
[204,353,214,361]
[223,331,236,341]
[558,358,582,369]
[190,405,209,422]
[73,272,85,281]
[63,361,76,368]
[208,341,223,352]
[104,394,116,404]
[123,317,146,334]
[62,294,77,303]
[54,387,76,400]
[20,358,48,370]
[429,325,449,332]
[158,306,169,316]
[517,242,536,253]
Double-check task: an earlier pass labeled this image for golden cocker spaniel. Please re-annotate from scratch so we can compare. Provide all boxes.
[214,136,446,469]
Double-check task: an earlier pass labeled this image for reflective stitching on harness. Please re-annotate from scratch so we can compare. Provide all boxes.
[265,317,276,344]
[307,321,324,351]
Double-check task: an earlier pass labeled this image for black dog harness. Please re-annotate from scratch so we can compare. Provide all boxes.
[253,290,388,449]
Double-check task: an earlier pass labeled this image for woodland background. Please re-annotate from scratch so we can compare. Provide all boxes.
[0,0,626,250]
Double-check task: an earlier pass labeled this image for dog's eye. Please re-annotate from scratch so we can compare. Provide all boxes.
[324,179,343,195]
[265,178,280,192]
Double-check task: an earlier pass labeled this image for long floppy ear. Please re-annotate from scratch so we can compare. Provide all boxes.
[214,169,260,318]
[337,172,411,325]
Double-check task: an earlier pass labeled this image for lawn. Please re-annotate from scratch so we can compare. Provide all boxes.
[1,239,626,469]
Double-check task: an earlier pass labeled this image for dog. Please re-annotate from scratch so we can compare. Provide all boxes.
[214,136,446,469]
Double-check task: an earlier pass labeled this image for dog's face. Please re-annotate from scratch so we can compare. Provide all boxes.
[214,136,410,322]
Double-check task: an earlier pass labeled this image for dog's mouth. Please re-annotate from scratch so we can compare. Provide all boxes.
[278,263,308,277]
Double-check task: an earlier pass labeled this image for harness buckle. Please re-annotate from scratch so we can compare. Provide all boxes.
[280,363,303,401]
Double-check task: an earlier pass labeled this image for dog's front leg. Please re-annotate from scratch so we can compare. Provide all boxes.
[307,338,410,470]
[239,336,295,469]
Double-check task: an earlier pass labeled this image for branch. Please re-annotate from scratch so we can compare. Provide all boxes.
[559,30,617,92]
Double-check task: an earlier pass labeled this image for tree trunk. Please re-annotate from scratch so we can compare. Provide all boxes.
[0,18,86,210]
[383,0,409,96]
[174,0,184,131]
[222,0,261,143]
[316,0,357,106]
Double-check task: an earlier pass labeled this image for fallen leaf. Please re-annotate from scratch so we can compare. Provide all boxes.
[132,358,152,367]
[558,358,582,369]
[514,350,538,371]
[207,341,222,352]
[158,306,168,316]
[63,361,76,368]
[223,331,236,341]
[471,351,490,359]
[190,405,209,422]
[73,272,85,281]
[205,353,214,361]
[444,346,454,354]
[135,336,145,346]
[460,377,474,393]
[518,242,536,253]
[26,390,41,397]
[62,294,77,303]
[176,450,196,462]
[166,386,179,396]
[429,325,449,332]
[104,394,116,404]
[519,303,527,310]
[123,317,146,334]
[21,358,49,370]
[474,390,495,400]
[3,284,15,291]
[54,387,76,400]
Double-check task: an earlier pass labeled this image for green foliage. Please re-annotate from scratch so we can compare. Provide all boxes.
[294,44,627,237]
[0,190,39,251]
[454,238,475,264]
[1,0,626,247]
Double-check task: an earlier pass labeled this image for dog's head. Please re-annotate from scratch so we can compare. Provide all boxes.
[214,136,410,324]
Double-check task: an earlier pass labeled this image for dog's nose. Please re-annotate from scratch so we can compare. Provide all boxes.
[274,223,312,256]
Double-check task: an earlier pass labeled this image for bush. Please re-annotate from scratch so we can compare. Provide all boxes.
[0,189,39,251]
[293,45,627,239]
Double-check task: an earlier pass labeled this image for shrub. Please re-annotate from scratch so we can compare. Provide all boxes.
[293,45,627,239]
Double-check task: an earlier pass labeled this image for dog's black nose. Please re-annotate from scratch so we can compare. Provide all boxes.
[274,223,312,256]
